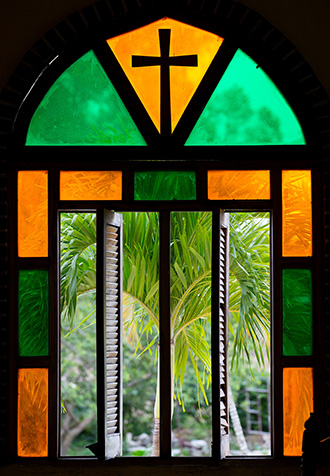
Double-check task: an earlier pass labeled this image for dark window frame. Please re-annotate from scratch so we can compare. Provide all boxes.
[6,7,325,464]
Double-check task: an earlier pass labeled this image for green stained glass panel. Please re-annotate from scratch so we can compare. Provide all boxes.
[26,51,146,145]
[19,270,49,356]
[134,171,196,200]
[186,49,305,146]
[282,269,312,356]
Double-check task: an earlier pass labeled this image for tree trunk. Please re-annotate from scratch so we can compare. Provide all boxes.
[228,384,249,455]
[151,417,160,456]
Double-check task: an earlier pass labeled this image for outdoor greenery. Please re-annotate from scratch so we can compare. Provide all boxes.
[60,210,270,456]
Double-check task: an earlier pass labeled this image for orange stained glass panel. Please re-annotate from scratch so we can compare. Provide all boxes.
[60,171,122,200]
[282,170,312,257]
[107,17,223,133]
[208,170,270,200]
[18,171,48,257]
[283,368,313,456]
[17,368,48,457]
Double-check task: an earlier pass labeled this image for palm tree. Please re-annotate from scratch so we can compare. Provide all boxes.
[60,210,270,455]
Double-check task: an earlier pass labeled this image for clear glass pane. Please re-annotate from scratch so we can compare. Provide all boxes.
[108,18,223,133]
[26,51,146,145]
[122,212,159,456]
[283,368,313,456]
[19,270,49,356]
[282,170,312,257]
[208,170,270,200]
[134,171,196,200]
[18,170,48,257]
[171,212,212,456]
[282,269,313,356]
[228,212,271,456]
[17,368,48,457]
[186,49,305,145]
[60,213,97,456]
[60,171,122,200]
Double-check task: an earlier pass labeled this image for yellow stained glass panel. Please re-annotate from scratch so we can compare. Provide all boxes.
[208,170,270,200]
[107,17,223,133]
[18,171,48,257]
[283,368,313,456]
[17,368,48,457]
[282,170,312,257]
[60,171,122,200]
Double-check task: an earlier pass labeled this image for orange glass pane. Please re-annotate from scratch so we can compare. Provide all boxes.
[107,17,223,133]
[208,170,270,200]
[283,368,313,456]
[282,170,312,257]
[18,171,48,257]
[60,171,122,200]
[17,368,48,457]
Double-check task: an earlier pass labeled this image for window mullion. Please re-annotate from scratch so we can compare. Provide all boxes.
[159,210,172,458]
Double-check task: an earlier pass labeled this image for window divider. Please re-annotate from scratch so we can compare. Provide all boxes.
[159,210,172,458]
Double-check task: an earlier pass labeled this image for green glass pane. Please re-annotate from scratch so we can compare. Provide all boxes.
[19,270,49,356]
[26,51,146,145]
[134,171,196,200]
[282,269,312,356]
[186,49,305,146]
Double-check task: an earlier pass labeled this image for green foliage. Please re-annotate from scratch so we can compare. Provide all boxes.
[60,212,96,328]
[61,293,97,456]
[228,212,270,375]
[60,210,271,454]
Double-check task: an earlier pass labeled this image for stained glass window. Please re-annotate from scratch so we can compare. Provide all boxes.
[19,270,49,357]
[18,171,48,257]
[186,49,305,145]
[107,18,223,134]
[208,170,270,200]
[17,368,49,457]
[26,51,146,146]
[134,171,196,200]
[282,269,312,356]
[60,171,122,200]
[15,14,315,463]
[283,368,313,456]
[282,170,312,257]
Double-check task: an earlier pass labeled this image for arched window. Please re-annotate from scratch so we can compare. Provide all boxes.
[6,3,326,465]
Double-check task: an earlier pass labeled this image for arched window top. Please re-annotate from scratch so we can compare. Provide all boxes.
[24,17,305,147]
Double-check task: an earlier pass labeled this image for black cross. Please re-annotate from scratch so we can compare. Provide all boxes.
[132,29,198,136]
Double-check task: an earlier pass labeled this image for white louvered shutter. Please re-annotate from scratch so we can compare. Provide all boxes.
[219,212,229,458]
[97,210,123,460]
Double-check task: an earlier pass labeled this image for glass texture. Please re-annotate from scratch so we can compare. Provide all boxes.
[282,269,312,356]
[134,171,196,200]
[60,171,122,200]
[19,270,49,356]
[186,49,306,145]
[17,368,49,457]
[26,51,146,145]
[208,170,270,200]
[18,171,48,257]
[283,368,313,456]
[282,170,312,257]
[171,212,212,456]
[107,17,223,133]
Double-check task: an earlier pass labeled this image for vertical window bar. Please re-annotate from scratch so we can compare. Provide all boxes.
[159,211,171,457]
